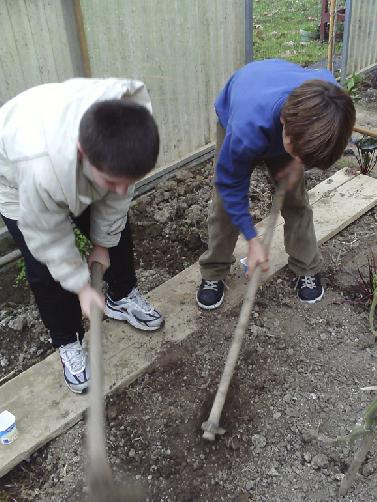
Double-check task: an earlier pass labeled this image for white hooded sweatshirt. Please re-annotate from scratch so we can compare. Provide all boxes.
[0,78,152,293]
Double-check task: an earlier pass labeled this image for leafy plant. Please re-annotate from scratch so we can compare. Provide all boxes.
[15,258,27,286]
[74,228,92,256]
[339,396,377,495]
[357,253,377,302]
[369,270,377,338]
[357,253,377,336]
[313,391,377,495]
[354,136,377,175]
[345,72,363,98]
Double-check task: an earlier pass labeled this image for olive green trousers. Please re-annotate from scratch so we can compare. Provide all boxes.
[199,123,322,280]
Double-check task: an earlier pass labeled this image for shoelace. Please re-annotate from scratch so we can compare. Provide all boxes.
[128,288,153,312]
[202,280,221,291]
[60,342,85,374]
[300,275,317,290]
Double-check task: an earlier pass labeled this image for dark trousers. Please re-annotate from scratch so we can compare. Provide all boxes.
[1,208,136,348]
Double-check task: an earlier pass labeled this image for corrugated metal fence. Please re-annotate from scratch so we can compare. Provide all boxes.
[0,0,84,101]
[0,0,245,171]
[342,0,377,79]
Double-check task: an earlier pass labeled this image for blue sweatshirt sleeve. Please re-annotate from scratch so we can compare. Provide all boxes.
[215,128,267,241]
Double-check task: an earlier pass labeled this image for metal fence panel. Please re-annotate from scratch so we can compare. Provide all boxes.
[0,0,245,168]
[344,0,377,76]
[79,0,245,168]
[0,0,83,105]
[0,0,245,234]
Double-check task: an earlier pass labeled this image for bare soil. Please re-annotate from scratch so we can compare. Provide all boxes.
[1,96,377,501]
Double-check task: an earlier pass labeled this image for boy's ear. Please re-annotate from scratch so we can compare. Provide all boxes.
[77,141,89,162]
[77,141,85,157]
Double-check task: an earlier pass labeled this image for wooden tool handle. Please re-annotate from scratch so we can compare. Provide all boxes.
[353,125,377,139]
[202,179,287,439]
[88,262,107,465]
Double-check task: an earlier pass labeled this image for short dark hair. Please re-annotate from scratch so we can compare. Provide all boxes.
[281,80,356,169]
[79,100,159,178]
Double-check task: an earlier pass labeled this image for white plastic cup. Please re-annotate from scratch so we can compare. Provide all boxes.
[240,256,248,274]
[0,410,17,445]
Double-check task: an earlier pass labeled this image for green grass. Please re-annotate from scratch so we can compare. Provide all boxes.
[253,0,344,67]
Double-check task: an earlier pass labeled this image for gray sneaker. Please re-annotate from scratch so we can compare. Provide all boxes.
[105,288,164,331]
[59,340,90,394]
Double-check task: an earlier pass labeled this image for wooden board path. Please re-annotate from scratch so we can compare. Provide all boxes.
[1,168,377,477]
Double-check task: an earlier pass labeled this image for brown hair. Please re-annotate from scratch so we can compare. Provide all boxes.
[280,80,355,169]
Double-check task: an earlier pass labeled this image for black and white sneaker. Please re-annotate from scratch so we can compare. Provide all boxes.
[196,279,225,310]
[105,288,164,331]
[59,340,89,394]
[295,274,324,304]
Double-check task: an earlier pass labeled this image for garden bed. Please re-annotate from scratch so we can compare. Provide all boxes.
[1,207,377,501]
[1,98,377,500]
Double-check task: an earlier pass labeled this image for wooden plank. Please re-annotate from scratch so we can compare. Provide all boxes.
[245,166,354,239]
[1,171,377,477]
[264,173,377,269]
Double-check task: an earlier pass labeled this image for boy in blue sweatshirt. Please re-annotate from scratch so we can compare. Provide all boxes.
[197,59,355,309]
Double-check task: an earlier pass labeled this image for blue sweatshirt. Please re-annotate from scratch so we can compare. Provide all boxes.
[214,59,337,240]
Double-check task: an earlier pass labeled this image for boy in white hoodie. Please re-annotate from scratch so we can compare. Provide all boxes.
[0,78,164,393]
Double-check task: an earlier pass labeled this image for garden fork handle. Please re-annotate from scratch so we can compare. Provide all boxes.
[202,179,287,440]
[88,262,111,476]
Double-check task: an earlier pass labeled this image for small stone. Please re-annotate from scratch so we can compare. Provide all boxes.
[362,462,375,477]
[0,357,8,368]
[228,437,241,450]
[251,434,266,449]
[320,333,327,341]
[245,480,255,491]
[286,407,299,418]
[283,393,291,403]
[303,452,312,462]
[311,453,329,470]
[8,316,26,331]
[176,170,193,181]
[343,148,354,156]
[107,405,118,421]
[273,412,281,419]
[155,207,174,223]
[187,204,202,222]
[301,429,316,443]
[129,449,136,458]
[268,467,279,477]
